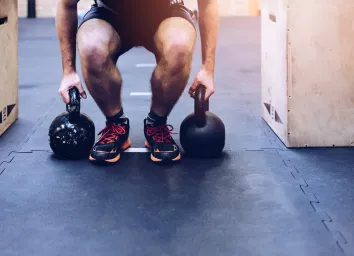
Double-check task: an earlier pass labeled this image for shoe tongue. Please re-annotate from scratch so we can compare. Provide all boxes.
[106,118,128,126]
[148,120,167,127]
[155,122,167,127]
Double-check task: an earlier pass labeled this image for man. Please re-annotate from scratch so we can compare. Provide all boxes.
[56,0,218,164]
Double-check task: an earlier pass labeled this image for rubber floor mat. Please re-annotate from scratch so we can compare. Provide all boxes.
[0,150,342,256]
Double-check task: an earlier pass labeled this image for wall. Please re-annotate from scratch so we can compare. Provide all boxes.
[18,0,93,17]
[18,0,260,17]
[184,0,249,16]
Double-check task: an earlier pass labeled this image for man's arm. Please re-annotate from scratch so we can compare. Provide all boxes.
[56,0,79,74]
[56,0,87,104]
[188,0,219,99]
[197,0,219,73]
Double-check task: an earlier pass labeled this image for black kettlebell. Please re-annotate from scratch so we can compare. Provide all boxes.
[180,84,225,158]
[48,87,95,159]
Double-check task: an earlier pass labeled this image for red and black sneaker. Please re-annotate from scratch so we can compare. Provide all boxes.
[144,119,181,163]
[89,119,130,164]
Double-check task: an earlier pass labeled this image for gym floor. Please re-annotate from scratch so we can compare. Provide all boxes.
[1,17,354,256]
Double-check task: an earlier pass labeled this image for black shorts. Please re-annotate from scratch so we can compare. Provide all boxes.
[78,3,196,57]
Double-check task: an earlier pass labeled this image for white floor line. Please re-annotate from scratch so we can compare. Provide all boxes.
[130,92,152,96]
[124,148,149,153]
[136,63,156,68]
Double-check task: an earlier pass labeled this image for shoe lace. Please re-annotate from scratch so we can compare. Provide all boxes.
[146,124,176,143]
[97,123,126,144]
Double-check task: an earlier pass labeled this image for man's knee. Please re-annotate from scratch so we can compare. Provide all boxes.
[162,31,196,75]
[77,22,120,72]
[78,37,111,72]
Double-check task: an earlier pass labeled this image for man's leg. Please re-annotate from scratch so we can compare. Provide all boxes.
[77,19,130,164]
[78,19,122,117]
[150,17,196,117]
[144,16,197,163]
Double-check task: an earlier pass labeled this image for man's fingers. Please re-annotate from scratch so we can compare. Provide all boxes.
[59,89,70,104]
[189,79,200,98]
[189,85,197,95]
[80,91,87,99]
[189,85,213,99]
[76,83,87,99]
[189,83,197,91]
[205,87,215,100]
[205,91,212,100]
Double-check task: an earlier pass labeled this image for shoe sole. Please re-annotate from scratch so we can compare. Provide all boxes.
[89,138,131,164]
[145,141,181,163]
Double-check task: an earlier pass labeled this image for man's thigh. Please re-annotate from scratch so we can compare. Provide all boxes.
[77,5,133,59]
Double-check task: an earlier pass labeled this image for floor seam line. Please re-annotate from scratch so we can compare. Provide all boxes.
[275,149,349,255]
[15,97,58,153]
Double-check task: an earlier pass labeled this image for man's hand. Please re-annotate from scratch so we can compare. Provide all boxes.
[58,72,87,104]
[189,68,215,100]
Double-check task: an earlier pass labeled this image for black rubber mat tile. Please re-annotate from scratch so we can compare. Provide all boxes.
[278,149,354,254]
[0,150,342,256]
[0,145,16,159]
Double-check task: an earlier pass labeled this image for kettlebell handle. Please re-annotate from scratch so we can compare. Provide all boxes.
[66,87,81,119]
[195,84,209,127]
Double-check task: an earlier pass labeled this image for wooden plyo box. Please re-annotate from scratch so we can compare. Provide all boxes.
[261,0,354,147]
[0,0,18,136]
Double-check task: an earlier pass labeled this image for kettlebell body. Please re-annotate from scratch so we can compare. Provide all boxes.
[180,111,225,158]
[49,88,95,159]
[180,84,226,158]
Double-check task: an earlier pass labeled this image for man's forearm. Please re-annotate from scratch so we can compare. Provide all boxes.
[56,0,79,74]
[197,0,219,73]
